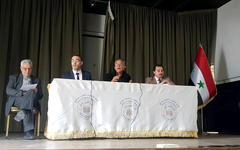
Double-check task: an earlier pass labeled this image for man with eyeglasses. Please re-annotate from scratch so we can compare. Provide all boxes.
[5,59,43,140]
[61,55,92,80]
[104,59,132,82]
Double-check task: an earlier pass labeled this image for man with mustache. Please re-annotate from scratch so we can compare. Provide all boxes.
[145,64,174,85]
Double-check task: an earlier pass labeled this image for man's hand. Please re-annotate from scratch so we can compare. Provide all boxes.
[161,78,175,85]
[33,88,38,93]
[161,79,170,84]
[111,76,120,82]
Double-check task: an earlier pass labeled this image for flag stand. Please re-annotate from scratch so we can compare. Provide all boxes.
[200,108,207,136]
[197,108,207,136]
[200,108,218,136]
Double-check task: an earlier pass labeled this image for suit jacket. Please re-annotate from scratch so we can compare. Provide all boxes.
[61,70,92,80]
[104,71,131,82]
[145,76,174,85]
[145,77,157,84]
[5,74,43,116]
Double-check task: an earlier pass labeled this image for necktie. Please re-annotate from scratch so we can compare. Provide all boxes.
[76,73,79,80]
[158,78,161,84]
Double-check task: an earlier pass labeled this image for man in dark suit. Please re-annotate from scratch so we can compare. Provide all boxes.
[145,64,174,85]
[61,55,91,80]
[104,59,132,82]
[5,59,43,140]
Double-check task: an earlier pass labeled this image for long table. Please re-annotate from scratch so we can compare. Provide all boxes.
[44,79,198,140]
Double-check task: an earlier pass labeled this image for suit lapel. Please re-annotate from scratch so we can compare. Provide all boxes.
[70,71,75,79]
[30,75,35,84]
[16,74,23,90]
[82,71,85,80]
[152,77,157,84]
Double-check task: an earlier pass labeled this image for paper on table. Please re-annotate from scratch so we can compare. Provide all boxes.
[20,84,37,91]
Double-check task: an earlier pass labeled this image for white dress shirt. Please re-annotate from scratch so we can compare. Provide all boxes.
[72,70,82,80]
[154,76,162,84]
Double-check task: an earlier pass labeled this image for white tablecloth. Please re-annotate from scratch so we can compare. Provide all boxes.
[45,79,198,139]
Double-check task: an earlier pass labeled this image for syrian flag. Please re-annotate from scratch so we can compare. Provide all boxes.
[189,45,217,109]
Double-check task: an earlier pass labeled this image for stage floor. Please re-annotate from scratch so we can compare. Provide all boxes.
[0,133,240,149]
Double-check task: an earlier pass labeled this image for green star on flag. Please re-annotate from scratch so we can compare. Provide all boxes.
[197,80,204,88]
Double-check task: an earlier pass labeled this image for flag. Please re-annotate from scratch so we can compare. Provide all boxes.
[189,45,217,109]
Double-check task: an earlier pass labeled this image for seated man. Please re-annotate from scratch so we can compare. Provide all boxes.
[104,59,132,82]
[5,59,43,140]
[61,55,91,80]
[145,64,174,85]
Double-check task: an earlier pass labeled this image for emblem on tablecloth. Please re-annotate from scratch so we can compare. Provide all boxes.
[159,99,180,121]
[121,98,140,121]
[74,95,97,119]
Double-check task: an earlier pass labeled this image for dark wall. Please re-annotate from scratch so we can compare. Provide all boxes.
[203,80,240,134]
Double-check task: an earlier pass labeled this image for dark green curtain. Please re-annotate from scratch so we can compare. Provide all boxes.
[0,0,83,132]
[102,2,217,85]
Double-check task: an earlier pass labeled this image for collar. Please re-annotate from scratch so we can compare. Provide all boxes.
[72,69,82,75]
[154,76,162,83]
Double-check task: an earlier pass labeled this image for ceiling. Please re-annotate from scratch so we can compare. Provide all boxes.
[83,0,231,15]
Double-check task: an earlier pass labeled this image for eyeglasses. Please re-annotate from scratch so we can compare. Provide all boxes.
[21,68,32,71]
[115,63,124,67]
[71,59,81,63]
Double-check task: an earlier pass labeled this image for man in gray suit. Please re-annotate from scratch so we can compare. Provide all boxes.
[5,59,43,140]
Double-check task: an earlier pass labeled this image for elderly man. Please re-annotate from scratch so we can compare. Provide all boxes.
[104,59,132,82]
[145,64,174,85]
[61,55,91,80]
[5,59,43,140]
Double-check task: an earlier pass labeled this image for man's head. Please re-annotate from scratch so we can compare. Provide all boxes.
[71,55,83,71]
[114,59,126,74]
[20,59,33,77]
[153,64,164,79]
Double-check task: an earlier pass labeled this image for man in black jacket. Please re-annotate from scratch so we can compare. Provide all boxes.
[104,59,131,83]
[5,59,43,140]
[61,55,91,80]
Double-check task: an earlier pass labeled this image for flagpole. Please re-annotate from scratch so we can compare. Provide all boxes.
[200,108,205,135]
[202,107,220,136]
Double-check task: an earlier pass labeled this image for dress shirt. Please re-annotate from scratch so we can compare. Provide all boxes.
[154,76,162,84]
[72,70,82,80]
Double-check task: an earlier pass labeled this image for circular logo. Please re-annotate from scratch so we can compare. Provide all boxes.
[74,95,97,119]
[121,98,140,121]
[159,99,180,121]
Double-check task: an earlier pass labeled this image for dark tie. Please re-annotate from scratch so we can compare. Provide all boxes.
[76,73,79,80]
[158,78,161,83]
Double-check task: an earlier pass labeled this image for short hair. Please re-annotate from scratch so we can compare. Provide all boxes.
[72,55,82,61]
[115,59,125,66]
[20,59,33,67]
[153,64,164,71]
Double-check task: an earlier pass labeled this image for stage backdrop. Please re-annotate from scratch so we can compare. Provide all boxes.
[102,2,217,85]
[45,79,198,140]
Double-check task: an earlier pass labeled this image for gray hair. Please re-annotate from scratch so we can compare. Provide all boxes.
[115,59,126,66]
[20,59,33,67]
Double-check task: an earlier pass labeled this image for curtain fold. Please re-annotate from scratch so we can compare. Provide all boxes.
[0,0,83,132]
[102,2,217,85]
[176,10,217,84]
